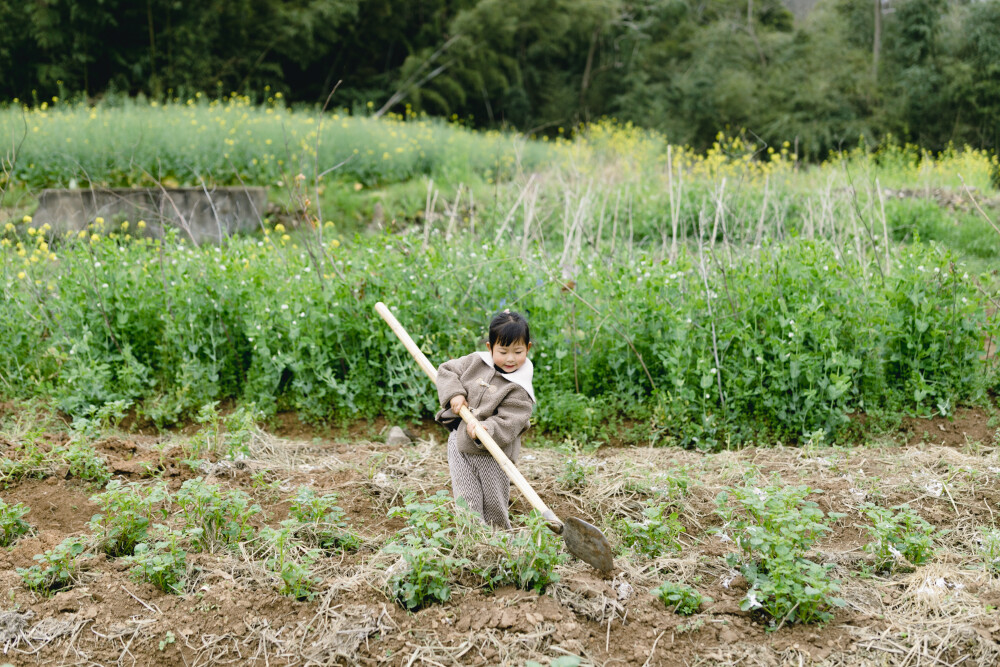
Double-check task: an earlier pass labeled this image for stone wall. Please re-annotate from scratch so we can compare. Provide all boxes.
[33,187,268,244]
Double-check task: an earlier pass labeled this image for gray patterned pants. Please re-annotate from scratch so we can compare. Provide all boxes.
[447,429,511,529]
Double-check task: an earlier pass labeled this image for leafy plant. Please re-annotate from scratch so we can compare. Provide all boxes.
[717,481,846,627]
[258,520,322,601]
[652,581,711,616]
[978,528,1000,576]
[52,441,111,487]
[0,436,50,485]
[861,503,937,572]
[288,487,360,552]
[557,456,593,491]
[388,490,458,549]
[733,554,844,625]
[0,498,32,546]
[385,537,465,611]
[176,478,261,551]
[89,481,169,557]
[616,500,685,557]
[17,537,87,595]
[124,530,188,594]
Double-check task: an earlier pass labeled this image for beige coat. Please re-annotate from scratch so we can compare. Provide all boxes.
[435,351,535,461]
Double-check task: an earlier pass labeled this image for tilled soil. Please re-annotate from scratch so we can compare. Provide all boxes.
[0,410,999,666]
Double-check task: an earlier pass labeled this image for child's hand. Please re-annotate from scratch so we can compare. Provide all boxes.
[449,395,468,414]
[466,419,478,441]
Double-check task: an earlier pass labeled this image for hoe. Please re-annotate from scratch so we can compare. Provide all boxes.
[375,302,614,573]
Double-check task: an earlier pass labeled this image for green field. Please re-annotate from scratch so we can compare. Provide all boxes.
[1,100,1000,447]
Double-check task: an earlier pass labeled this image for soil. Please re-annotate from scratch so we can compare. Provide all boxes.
[0,409,998,666]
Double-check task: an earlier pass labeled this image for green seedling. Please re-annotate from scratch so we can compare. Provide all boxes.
[652,581,711,616]
[176,478,261,552]
[861,503,937,572]
[89,481,169,557]
[0,499,32,546]
[18,537,87,595]
[124,529,187,594]
[616,499,685,557]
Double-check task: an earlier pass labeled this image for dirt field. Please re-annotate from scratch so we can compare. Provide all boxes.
[0,407,998,667]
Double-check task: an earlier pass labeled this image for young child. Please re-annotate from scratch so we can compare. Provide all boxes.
[434,310,535,529]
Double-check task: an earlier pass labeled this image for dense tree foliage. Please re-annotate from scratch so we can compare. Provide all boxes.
[0,0,998,156]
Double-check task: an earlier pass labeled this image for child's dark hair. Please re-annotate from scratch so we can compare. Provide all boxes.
[488,310,530,348]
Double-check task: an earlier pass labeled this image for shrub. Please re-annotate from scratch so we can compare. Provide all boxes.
[861,503,937,572]
[652,581,711,616]
[0,499,32,546]
[176,478,261,551]
[89,481,169,557]
[18,538,87,595]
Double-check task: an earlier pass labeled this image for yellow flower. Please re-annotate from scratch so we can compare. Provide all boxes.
[121,221,129,231]
[95,217,105,225]
[0,239,9,247]
[78,230,87,239]
[274,223,286,233]
[137,220,146,229]
[330,239,340,248]
[21,215,31,224]
[17,271,25,279]
[49,253,57,261]
[91,234,100,243]
[27,227,36,236]
[4,223,13,232]
[281,234,291,242]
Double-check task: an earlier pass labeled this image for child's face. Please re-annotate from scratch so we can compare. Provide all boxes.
[487,339,532,373]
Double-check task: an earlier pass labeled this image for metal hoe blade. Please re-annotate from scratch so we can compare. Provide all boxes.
[560,516,615,572]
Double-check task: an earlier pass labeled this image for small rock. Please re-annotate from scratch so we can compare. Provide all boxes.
[719,628,740,643]
[386,426,411,446]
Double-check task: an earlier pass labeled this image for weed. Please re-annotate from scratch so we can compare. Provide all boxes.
[733,554,845,626]
[507,510,566,593]
[288,487,360,552]
[17,537,87,595]
[259,520,322,600]
[124,529,187,594]
[979,528,1000,576]
[89,481,169,557]
[616,499,685,557]
[176,478,261,551]
[717,481,845,627]
[388,490,458,548]
[557,456,593,491]
[0,498,32,546]
[385,537,465,610]
[159,631,176,651]
[0,435,50,485]
[652,581,711,616]
[69,399,133,439]
[861,503,937,572]
[52,441,111,487]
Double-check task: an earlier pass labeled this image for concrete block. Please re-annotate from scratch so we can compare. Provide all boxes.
[33,186,267,244]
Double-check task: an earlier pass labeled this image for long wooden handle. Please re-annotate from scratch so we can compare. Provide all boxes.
[374,302,561,528]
